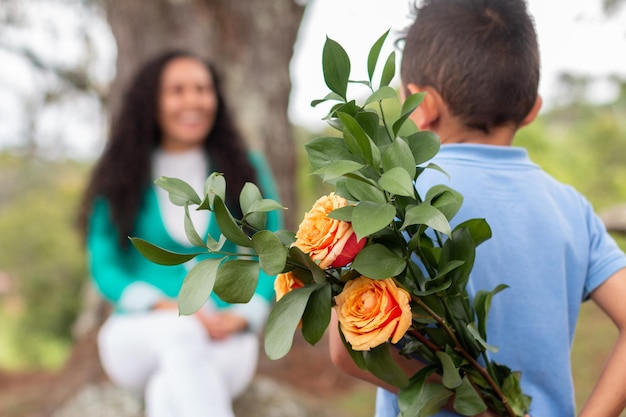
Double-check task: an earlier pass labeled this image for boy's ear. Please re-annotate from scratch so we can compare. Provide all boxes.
[519,95,543,127]
[406,83,441,131]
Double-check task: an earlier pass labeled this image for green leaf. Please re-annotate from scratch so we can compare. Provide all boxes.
[265,285,317,359]
[130,237,200,265]
[305,136,359,170]
[338,323,367,370]
[440,227,475,292]
[301,283,331,345]
[178,258,225,315]
[425,185,463,221]
[455,218,492,247]
[327,205,354,221]
[502,372,532,416]
[355,111,380,140]
[200,173,226,209]
[382,138,417,178]
[247,199,286,213]
[402,204,451,236]
[288,246,327,284]
[380,51,396,88]
[312,160,365,181]
[466,322,499,353]
[365,343,410,389]
[352,201,396,240]
[275,230,296,246]
[322,37,351,100]
[155,176,201,206]
[407,131,441,165]
[364,86,397,106]
[399,373,453,417]
[453,377,488,415]
[252,231,288,276]
[436,351,462,389]
[379,167,416,198]
[213,259,259,303]
[345,177,386,204]
[239,182,262,214]
[213,196,252,247]
[206,234,227,252]
[182,205,206,248]
[393,92,426,136]
[473,283,508,340]
[338,112,374,165]
[311,91,345,107]
[367,29,390,82]
[422,162,450,178]
[352,244,407,279]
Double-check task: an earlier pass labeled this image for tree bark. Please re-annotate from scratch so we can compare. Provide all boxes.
[103,0,304,228]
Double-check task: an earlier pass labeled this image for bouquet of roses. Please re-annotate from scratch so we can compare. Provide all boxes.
[132,32,531,417]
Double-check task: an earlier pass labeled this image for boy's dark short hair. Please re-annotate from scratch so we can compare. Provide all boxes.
[400,0,540,133]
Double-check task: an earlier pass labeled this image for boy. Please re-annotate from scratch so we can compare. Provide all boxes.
[330,0,626,416]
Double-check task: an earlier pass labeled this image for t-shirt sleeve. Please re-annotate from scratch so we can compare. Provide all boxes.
[583,200,626,299]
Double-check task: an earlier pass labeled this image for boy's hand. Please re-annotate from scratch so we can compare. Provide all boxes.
[195,310,248,340]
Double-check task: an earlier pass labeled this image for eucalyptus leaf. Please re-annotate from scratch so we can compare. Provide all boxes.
[239,182,262,214]
[202,173,226,209]
[213,196,252,247]
[251,230,288,276]
[301,283,331,345]
[214,259,259,303]
[275,230,296,246]
[130,237,200,266]
[206,233,227,252]
[367,29,390,82]
[155,176,201,206]
[352,202,396,241]
[352,244,407,279]
[178,258,225,315]
[379,167,416,198]
[184,204,206,248]
[265,285,317,359]
[322,37,351,100]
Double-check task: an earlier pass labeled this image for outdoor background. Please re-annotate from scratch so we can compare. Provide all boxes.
[1,0,626,416]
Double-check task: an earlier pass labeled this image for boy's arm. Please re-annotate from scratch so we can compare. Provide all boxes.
[579,267,626,417]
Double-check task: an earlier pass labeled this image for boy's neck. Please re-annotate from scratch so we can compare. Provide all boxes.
[438,123,516,147]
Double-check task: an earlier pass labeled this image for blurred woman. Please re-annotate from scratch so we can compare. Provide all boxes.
[78,50,282,417]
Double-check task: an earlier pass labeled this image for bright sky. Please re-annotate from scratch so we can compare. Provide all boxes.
[289,0,626,130]
[0,0,625,157]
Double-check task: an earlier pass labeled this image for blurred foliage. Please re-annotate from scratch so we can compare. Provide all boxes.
[0,153,88,368]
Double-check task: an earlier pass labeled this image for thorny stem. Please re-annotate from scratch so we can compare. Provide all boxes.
[412,296,516,417]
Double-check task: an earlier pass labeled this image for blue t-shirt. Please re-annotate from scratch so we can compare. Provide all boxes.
[376,144,626,417]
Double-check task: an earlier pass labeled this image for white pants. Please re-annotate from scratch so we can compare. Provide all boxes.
[98,310,258,417]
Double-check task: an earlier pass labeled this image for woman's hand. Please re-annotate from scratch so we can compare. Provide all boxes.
[195,310,248,340]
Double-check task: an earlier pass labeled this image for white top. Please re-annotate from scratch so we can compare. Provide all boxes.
[152,147,209,246]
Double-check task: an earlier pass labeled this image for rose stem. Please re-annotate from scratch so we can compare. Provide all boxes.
[412,296,516,417]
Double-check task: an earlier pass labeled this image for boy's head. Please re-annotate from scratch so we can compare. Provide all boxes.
[401,0,540,134]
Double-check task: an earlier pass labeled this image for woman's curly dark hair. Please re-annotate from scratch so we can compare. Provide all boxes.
[78,50,257,246]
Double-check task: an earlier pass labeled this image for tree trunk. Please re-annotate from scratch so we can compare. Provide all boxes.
[103,0,304,228]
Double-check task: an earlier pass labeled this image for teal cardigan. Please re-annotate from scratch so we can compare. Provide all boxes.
[87,152,282,320]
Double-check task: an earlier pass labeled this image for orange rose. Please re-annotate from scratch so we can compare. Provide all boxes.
[335,276,412,351]
[293,193,366,268]
[274,271,305,301]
